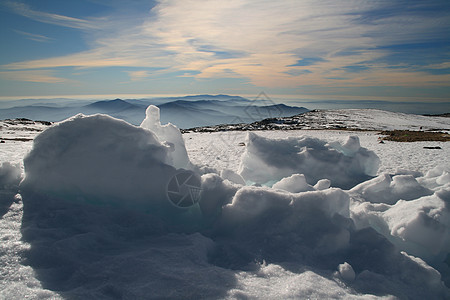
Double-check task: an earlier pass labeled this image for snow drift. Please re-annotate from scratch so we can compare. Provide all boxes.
[12,110,450,298]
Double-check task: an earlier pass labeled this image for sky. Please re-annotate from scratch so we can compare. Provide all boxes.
[0,0,449,104]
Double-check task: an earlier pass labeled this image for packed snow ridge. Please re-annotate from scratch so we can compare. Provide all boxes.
[1,105,449,299]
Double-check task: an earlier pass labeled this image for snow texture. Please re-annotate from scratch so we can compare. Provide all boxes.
[290,109,450,131]
[0,109,449,299]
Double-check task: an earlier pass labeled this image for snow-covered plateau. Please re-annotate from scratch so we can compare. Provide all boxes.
[0,108,449,299]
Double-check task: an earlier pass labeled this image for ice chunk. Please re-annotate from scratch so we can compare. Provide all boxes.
[352,189,450,265]
[314,179,331,191]
[437,172,450,186]
[391,175,434,200]
[220,169,246,185]
[141,105,190,169]
[338,262,355,282]
[384,192,450,259]
[328,135,360,156]
[351,173,433,204]
[419,166,450,191]
[272,174,315,193]
[0,162,21,189]
[239,132,380,189]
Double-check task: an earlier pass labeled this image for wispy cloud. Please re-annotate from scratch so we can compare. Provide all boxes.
[3,51,143,70]
[13,30,52,42]
[2,0,449,90]
[126,70,150,81]
[4,1,98,30]
[0,70,70,83]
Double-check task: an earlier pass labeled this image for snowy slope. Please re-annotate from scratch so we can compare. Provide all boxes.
[0,109,449,299]
[306,109,450,131]
[188,109,450,132]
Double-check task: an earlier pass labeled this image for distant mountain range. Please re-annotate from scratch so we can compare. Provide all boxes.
[0,95,308,128]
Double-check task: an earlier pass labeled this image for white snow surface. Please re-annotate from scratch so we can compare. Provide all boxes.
[0,109,449,299]
[185,130,449,176]
[293,109,450,131]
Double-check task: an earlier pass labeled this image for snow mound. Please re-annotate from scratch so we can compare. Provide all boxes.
[351,166,450,271]
[239,133,380,189]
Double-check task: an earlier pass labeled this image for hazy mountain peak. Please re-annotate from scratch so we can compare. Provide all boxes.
[85,99,137,110]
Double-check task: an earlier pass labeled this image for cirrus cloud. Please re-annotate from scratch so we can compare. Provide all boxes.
[0,70,71,83]
[2,0,449,90]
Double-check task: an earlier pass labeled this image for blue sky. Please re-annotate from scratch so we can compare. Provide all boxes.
[0,0,449,104]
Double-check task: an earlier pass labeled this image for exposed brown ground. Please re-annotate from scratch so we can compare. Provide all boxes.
[379,130,450,142]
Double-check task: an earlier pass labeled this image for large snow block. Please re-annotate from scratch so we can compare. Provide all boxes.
[21,114,177,213]
[239,133,380,189]
[212,186,352,267]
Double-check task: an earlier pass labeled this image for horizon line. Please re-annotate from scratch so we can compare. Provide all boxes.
[0,93,449,104]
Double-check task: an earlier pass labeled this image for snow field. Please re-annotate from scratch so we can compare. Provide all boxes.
[0,108,449,299]
[184,129,449,176]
